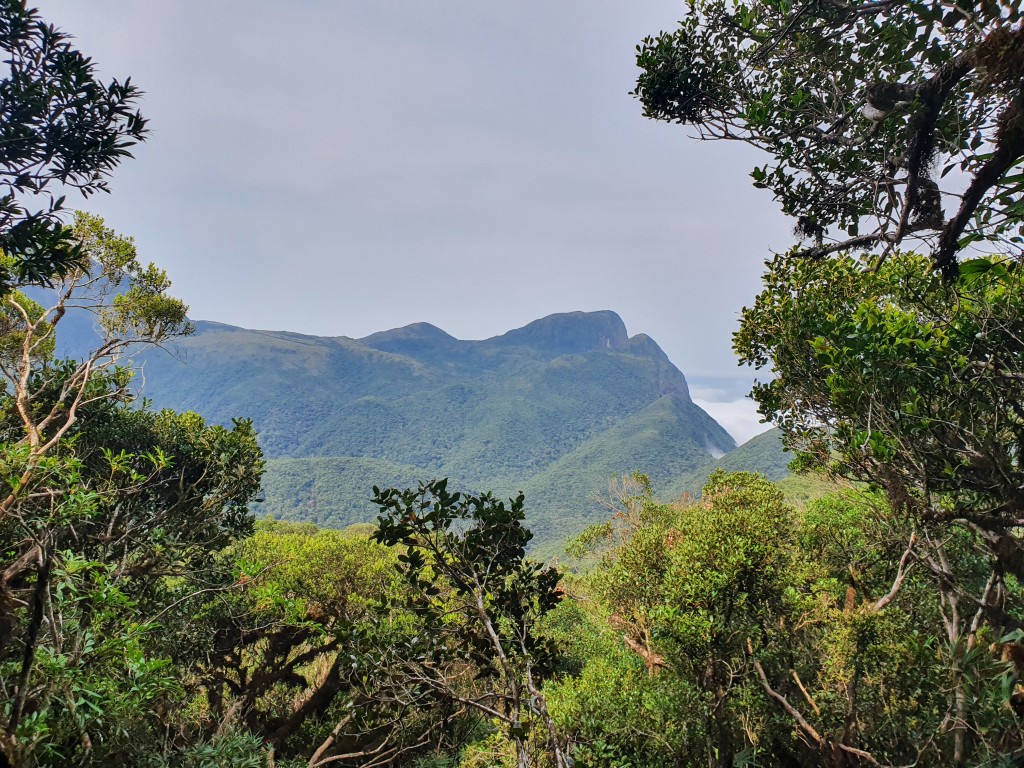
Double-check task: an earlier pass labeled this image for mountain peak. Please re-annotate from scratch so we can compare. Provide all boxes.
[489,310,628,355]
[108,307,743,546]
[359,322,458,356]
[361,322,455,343]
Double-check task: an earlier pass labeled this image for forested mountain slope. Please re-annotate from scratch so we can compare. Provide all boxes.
[100,310,744,543]
[663,426,790,501]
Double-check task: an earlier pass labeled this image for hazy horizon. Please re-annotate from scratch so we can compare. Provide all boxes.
[36,1,788,442]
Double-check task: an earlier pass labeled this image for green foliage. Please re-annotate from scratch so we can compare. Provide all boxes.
[736,249,1024,764]
[237,518,400,624]
[0,280,51,365]
[10,552,181,766]
[635,0,1024,276]
[132,314,735,548]
[551,471,796,766]
[0,211,261,766]
[68,212,192,343]
[0,2,148,290]
[373,480,569,767]
[547,646,702,767]
[144,731,269,768]
[658,471,793,654]
[0,400,264,766]
[10,4,1024,764]
[552,476,1024,766]
[737,252,1024,578]
[175,520,403,757]
[374,480,562,677]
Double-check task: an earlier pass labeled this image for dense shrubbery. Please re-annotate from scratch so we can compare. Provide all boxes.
[554,473,1023,766]
[9,457,1016,766]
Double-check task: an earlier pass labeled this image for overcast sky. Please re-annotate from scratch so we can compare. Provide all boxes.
[36,1,792,442]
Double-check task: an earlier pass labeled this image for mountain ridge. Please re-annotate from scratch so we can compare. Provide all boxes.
[53,307,786,544]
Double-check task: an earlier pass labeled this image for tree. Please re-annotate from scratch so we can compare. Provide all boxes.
[371,480,568,768]
[737,253,1023,575]
[185,520,403,756]
[551,474,1023,767]
[0,212,192,536]
[736,252,1024,764]
[0,214,264,766]
[0,406,263,767]
[0,2,148,291]
[634,0,1024,277]
[558,471,797,767]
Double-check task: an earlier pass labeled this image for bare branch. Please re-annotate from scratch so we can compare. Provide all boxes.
[873,533,917,611]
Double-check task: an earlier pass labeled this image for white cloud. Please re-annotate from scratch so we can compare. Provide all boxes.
[690,386,734,403]
[693,397,769,446]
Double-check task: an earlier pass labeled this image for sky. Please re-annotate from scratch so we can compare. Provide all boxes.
[36,1,792,443]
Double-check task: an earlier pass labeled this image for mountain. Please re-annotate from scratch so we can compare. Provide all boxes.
[662,427,790,501]
[709,427,790,479]
[81,310,737,544]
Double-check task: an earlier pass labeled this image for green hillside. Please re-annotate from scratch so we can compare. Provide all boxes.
[661,427,791,501]
[258,395,731,544]
[50,307,801,545]
[259,456,467,530]
[96,310,750,545]
[519,396,728,542]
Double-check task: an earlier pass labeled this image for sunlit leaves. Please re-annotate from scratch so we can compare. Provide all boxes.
[736,251,1024,566]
